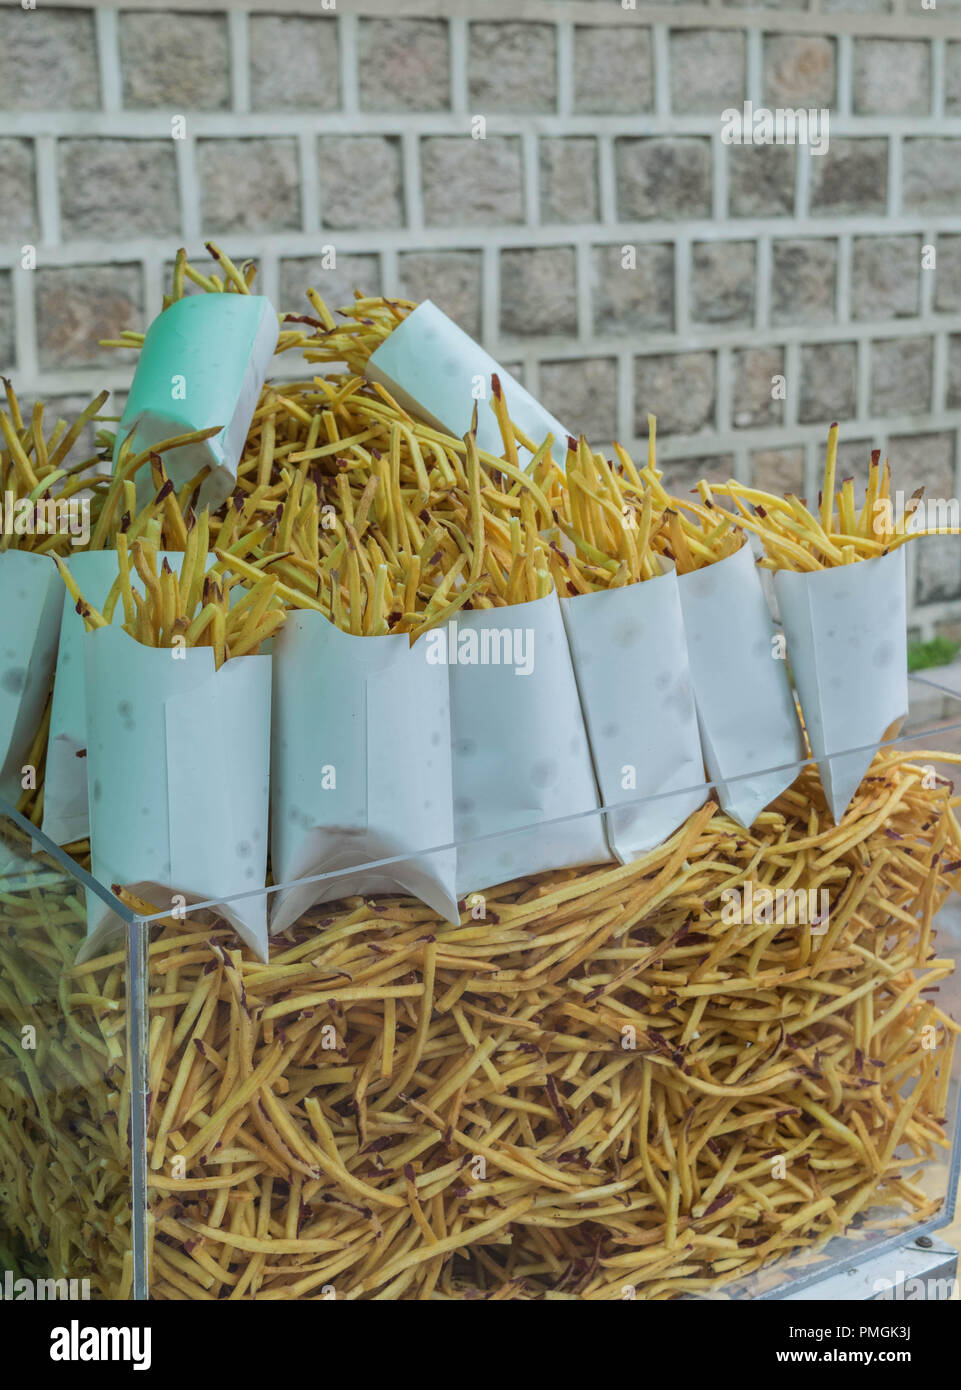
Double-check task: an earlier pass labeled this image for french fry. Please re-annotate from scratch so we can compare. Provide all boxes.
[2,745,958,1299]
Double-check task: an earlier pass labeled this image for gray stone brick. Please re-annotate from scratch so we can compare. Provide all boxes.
[500,248,577,338]
[903,140,961,215]
[936,237,961,313]
[853,39,931,116]
[889,431,961,604]
[397,251,481,339]
[540,139,598,225]
[279,254,382,318]
[763,35,836,108]
[573,25,653,114]
[0,8,99,110]
[59,140,180,241]
[318,136,402,231]
[36,264,143,371]
[799,342,858,424]
[199,138,301,234]
[634,353,716,437]
[691,242,755,327]
[835,438,875,493]
[887,430,955,498]
[733,347,784,429]
[660,456,735,496]
[468,22,556,113]
[0,140,38,243]
[591,243,674,337]
[250,16,339,111]
[870,338,933,417]
[729,145,796,218]
[917,537,961,605]
[118,12,230,111]
[809,139,888,216]
[0,273,12,374]
[539,359,617,444]
[851,237,922,321]
[947,44,961,115]
[615,138,712,221]
[422,137,523,227]
[752,448,805,497]
[670,30,745,114]
[946,334,961,410]
[771,239,837,326]
[358,19,449,112]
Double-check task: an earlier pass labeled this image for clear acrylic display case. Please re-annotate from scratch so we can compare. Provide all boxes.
[2,672,960,1300]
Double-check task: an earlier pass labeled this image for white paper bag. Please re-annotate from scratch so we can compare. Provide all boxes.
[678,542,806,828]
[560,563,708,862]
[775,548,908,823]
[0,550,64,803]
[81,626,271,960]
[43,549,217,846]
[445,590,610,894]
[269,611,458,931]
[367,300,569,466]
[113,294,279,510]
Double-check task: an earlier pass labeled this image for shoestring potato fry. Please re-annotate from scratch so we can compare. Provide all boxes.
[1,747,959,1298]
[710,422,961,572]
[0,379,132,833]
[52,517,288,670]
[1,246,960,1300]
[541,415,741,596]
[0,379,113,556]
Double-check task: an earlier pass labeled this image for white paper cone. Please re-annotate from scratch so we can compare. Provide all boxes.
[445,590,610,894]
[42,550,217,846]
[113,294,279,510]
[81,627,271,961]
[367,300,569,466]
[775,548,908,823]
[678,542,806,828]
[269,612,457,931]
[0,550,64,803]
[560,564,708,862]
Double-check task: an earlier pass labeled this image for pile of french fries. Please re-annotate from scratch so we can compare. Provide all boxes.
[1,748,958,1299]
[1,245,960,1299]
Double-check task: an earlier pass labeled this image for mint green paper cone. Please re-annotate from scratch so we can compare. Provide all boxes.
[113,293,278,508]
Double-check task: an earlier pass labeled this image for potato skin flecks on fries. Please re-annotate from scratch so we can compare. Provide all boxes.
[1,748,959,1299]
[711,423,961,571]
[2,246,960,1303]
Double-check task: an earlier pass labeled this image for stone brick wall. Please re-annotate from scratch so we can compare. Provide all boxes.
[2,0,961,634]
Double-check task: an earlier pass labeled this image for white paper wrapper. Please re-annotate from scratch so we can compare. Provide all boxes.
[81,627,271,961]
[42,550,218,846]
[269,611,458,931]
[560,563,708,862]
[678,542,806,829]
[367,300,569,466]
[775,548,908,823]
[447,590,610,894]
[114,294,278,510]
[0,550,64,803]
